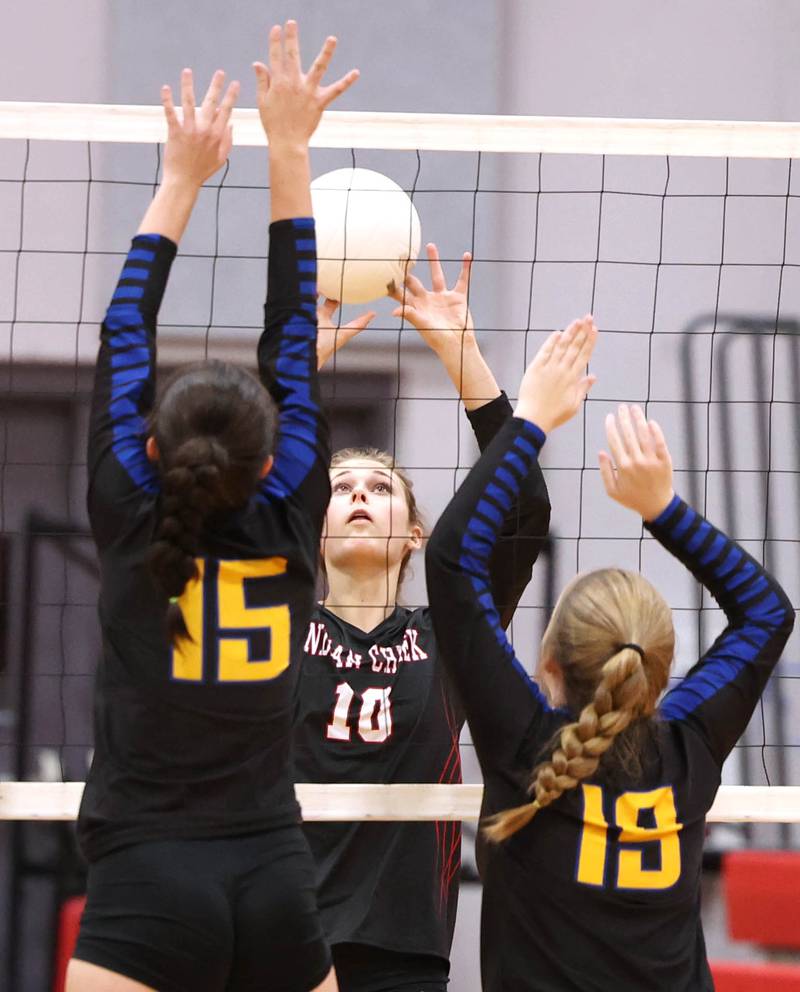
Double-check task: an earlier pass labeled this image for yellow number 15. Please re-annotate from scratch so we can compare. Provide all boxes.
[577,784,682,891]
[172,557,290,684]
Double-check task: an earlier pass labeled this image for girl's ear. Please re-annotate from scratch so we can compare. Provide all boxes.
[538,654,567,708]
[406,523,423,552]
[146,436,159,462]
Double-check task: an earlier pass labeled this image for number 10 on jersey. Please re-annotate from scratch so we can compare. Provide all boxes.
[327,682,394,743]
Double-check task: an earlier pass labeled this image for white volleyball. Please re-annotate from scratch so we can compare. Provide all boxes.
[310,168,421,305]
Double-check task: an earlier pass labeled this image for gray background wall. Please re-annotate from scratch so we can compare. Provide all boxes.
[3,2,800,989]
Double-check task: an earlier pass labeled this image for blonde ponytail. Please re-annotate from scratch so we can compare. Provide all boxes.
[484,570,674,843]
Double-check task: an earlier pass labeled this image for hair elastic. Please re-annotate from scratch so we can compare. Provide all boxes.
[618,642,645,659]
[169,596,179,605]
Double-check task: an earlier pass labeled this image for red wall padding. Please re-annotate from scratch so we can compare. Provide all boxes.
[52,895,86,992]
[724,851,800,949]
[711,961,800,992]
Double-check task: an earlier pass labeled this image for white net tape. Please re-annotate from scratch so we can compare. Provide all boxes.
[2,782,800,822]
[3,103,800,157]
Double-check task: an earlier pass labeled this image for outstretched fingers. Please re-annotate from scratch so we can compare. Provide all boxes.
[551,314,589,366]
[604,411,628,468]
[283,20,302,79]
[576,373,597,404]
[390,271,426,302]
[534,329,561,366]
[562,314,594,368]
[649,418,670,464]
[319,297,339,322]
[180,68,196,129]
[268,23,284,73]
[598,450,618,496]
[575,316,597,367]
[253,61,271,100]
[318,68,360,109]
[161,84,179,131]
[426,243,447,293]
[200,70,225,117]
[214,79,240,136]
[392,303,422,325]
[630,404,654,454]
[616,404,642,460]
[307,35,338,89]
[453,251,473,296]
[348,310,377,332]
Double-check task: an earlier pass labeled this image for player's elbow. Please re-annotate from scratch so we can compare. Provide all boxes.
[426,517,462,583]
[761,581,796,649]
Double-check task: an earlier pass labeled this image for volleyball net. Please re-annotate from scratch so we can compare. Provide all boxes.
[1,102,800,834]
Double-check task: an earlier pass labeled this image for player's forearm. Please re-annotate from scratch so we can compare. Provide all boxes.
[427,417,549,754]
[269,143,313,222]
[91,234,176,492]
[647,496,794,698]
[490,473,551,630]
[136,177,200,244]
[438,338,501,411]
[652,495,794,760]
[427,417,546,597]
[646,495,793,631]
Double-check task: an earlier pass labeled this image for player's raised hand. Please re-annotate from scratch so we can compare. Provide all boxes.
[253,21,359,146]
[161,69,239,187]
[599,404,675,521]
[389,244,475,354]
[514,315,598,433]
[316,298,376,369]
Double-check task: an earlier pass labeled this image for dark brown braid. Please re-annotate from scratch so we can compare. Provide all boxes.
[146,361,276,640]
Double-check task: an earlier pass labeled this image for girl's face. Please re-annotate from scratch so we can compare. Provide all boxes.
[323,458,422,575]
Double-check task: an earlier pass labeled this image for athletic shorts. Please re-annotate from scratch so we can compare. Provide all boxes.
[73,825,331,992]
[332,942,449,992]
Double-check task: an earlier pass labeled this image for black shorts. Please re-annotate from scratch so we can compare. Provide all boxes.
[332,942,449,992]
[73,826,331,992]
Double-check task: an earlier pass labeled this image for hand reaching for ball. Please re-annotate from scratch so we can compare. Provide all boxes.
[514,315,598,433]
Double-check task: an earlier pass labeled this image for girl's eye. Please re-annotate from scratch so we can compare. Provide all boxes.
[333,482,351,493]
[374,482,392,494]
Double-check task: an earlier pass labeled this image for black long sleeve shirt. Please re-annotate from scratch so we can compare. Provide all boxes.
[80,219,329,861]
[426,417,794,992]
[292,395,551,963]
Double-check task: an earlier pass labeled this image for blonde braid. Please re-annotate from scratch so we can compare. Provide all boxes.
[483,647,649,843]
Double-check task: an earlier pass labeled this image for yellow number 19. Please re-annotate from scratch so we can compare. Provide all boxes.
[171,557,290,684]
[577,784,682,891]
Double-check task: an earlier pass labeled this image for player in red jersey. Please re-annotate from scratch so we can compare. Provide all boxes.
[293,249,552,992]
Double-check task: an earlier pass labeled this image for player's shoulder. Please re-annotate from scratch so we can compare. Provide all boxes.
[402,604,432,630]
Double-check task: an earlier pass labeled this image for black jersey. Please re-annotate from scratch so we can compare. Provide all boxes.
[79,218,329,862]
[293,394,551,962]
[426,418,794,992]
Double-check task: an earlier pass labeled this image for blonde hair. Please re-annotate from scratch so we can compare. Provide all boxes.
[484,568,675,843]
[328,447,424,587]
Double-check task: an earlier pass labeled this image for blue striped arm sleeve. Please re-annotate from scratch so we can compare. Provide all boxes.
[257,219,331,524]
[465,392,552,630]
[648,495,795,765]
[427,418,563,771]
[88,234,176,508]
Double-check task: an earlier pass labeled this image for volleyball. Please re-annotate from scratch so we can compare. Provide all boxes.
[310,167,422,304]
